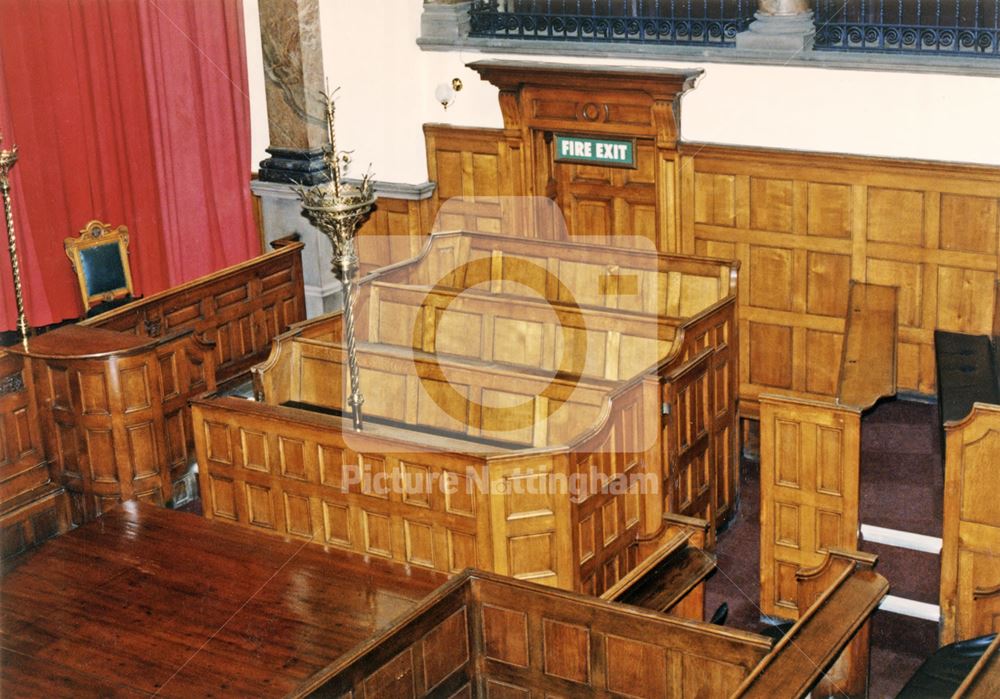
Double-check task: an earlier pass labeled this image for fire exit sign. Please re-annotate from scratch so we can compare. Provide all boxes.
[554,134,635,168]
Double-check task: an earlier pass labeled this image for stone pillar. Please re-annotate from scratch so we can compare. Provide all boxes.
[735,0,815,52]
[418,0,472,47]
[257,0,328,185]
[253,0,336,315]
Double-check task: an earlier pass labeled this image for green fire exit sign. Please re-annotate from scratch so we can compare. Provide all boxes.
[554,134,635,168]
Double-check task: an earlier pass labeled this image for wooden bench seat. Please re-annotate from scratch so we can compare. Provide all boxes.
[371,230,737,318]
[255,335,612,448]
[295,549,887,699]
[602,523,716,620]
[361,279,678,381]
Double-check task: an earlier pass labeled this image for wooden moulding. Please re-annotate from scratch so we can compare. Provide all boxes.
[294,549,888,698]
[0,241,306,537]
[758,393,863,620]
[363,280,676,382]
[419,120,1000,409]
[680,142,1000,411]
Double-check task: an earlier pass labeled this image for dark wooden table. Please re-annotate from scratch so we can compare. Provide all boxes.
[0,502,447,698]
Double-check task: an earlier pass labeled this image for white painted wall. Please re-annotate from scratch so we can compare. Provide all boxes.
[243,1,1000,184]
[242,0,269,172]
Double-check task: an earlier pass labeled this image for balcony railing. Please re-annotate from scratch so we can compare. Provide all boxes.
[813,0,1000,55]
[468,1,758,46]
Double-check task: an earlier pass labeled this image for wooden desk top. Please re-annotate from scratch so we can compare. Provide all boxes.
[11,325,153,358]
[0,502,447,698]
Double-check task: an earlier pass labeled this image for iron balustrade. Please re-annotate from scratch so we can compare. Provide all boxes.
[468,1,757,45]
[813,0,1000,55]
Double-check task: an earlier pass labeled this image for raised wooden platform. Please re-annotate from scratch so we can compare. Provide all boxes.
[0,502,446,698]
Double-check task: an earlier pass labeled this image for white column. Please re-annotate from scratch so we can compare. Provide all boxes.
[736,0,816,53]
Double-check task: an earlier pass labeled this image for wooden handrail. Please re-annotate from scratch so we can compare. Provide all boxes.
[733,550,888,698]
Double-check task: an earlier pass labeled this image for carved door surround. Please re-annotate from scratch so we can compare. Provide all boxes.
[469,61,701,252]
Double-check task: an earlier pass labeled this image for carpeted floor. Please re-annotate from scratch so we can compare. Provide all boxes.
[705,399,942,698]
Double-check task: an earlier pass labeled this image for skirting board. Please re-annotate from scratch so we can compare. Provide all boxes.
[878,595,941,622]
[861,523,943,555]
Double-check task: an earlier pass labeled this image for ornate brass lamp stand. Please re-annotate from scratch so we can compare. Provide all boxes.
[0,134,29,350]
[297,91,375,431]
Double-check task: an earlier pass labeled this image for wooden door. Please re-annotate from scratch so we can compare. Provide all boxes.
[663,349,714,539]
[941,403,1000,643]
[554,138,659,249]
[759,394,861,619]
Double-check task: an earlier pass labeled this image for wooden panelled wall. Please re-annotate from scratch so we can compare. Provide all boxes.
[356,197,437,276]
[368,126,1000,411]
[682,146,1000,414]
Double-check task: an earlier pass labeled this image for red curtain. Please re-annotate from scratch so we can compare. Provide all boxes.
[0,0,258,331]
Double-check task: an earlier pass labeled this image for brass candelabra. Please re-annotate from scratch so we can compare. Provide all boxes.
[297,90,376,431]
[0,134,29,350]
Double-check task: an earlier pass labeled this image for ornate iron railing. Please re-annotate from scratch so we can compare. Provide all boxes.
[814,0,1000,55]
[468,1,757,46]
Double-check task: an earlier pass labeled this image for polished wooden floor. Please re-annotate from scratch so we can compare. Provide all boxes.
[0,502,447,698]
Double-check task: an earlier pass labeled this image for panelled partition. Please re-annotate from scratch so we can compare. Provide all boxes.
[358,62,1000,413]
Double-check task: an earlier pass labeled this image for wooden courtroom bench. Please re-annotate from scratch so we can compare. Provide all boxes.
[0,239,307,545]
[935,324,1000,645]
[292,549,887,698]
[194,230,740,597]
[82,236,305,385]
[758,282,898,619]
[359,280,677,381]
[602,512,716,621]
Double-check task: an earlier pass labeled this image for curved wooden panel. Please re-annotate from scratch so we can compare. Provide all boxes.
[941,402,1000,644]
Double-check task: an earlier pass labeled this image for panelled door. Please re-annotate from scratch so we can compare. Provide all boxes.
[759,394,862,619]
[553,138,659,249]
[662,349,714,541]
